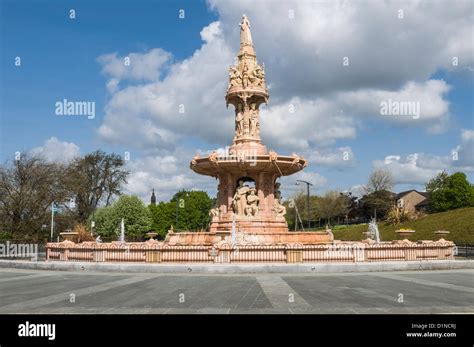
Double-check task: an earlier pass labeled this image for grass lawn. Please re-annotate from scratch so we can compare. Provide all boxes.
[331,207,474,244]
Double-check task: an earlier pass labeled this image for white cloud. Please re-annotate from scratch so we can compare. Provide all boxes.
[261,79,450,150]
[452,129,474,170]
[123,148,218,203]
[338,80,451,132]
[374,153,443,185]
[346,184,365,198]
[461,129,474,142]
[97,21,235,149]
[307,146,355,168]
[96,1,472,151]
[210,0,473,97]
[261,97,356,149]
[279,171,328,198]
[31,137,80,164]
[372,129,474,185]
[97,48,171,84]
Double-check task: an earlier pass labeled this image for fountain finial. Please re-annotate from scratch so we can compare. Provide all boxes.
[239,14,253,47]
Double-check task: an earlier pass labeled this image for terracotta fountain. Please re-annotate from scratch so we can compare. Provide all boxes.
[167,15,333,246]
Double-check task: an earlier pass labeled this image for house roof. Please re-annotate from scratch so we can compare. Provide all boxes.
[396,189,429,200]
[416,199,430,207]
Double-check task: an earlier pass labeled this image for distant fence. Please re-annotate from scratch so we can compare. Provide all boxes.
[45,240,455,264]
[455,244,474,258]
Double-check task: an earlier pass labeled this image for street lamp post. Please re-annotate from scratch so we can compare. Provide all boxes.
[296,180,313,229]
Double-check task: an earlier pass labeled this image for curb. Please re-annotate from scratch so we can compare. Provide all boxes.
[0,259,473,274]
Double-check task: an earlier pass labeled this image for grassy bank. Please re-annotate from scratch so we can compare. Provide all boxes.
[331,207,474,244]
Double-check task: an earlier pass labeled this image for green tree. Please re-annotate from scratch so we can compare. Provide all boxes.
[90,195,152,238]
[425,171,449,193]
[429,172,474,212]
[148,190,214,238]
[359,190,396,220]
[148,202,175,239]
[284,191,306,230]
[170,190,213,232]
[314,191,350,226]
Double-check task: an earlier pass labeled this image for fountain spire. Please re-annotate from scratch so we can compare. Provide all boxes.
[190,15,309,235]
[227,15,268,146]
[239,14,254,53]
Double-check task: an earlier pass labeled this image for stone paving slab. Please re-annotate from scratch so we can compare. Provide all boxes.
[1,259,473,273]
[282,275,474,309]
[0,268,473,314]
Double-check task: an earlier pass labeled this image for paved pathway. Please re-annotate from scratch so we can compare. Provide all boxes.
[0,268,472,314]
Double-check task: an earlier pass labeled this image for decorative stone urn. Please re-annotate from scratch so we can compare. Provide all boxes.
[395,229,416,238]
[146,232,158,240]
[60,232,79,242]
[434,230,450,236]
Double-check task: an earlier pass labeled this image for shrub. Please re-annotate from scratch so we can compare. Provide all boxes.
[71,223,95,243]
[385,205,413,225]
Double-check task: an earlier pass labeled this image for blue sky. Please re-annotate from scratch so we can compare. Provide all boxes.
[1,0,473,202]
[1,0,217,156]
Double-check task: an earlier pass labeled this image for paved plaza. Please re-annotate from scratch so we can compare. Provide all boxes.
[0,268,473,314]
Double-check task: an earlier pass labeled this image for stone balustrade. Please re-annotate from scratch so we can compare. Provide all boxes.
[46,239,455,264]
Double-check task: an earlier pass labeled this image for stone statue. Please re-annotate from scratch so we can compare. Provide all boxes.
[239,14,253,46]
[273,182,286,217]
[242,62,249,88]
[209,151,218,166]
[249,103,259,136]
[269,150,278,162]
[191,154,200,168]
[236,104,244,136]
[237,151,245,163]
[255,65,265,86]
[250,65,265,87]
[229,66,241,88]
[246,188,259,216]
[301,156,308,168]
[232,180,250,216]
[273,199,286,218]
[274,182,282,200]
[243,104,250,135]
[209,208,219,218]
[291,152,300,166]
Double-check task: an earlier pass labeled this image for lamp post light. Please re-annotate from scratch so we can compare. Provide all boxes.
[296,180,313,229]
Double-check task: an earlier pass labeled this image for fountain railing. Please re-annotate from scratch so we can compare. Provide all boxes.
[45,239,455,264]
